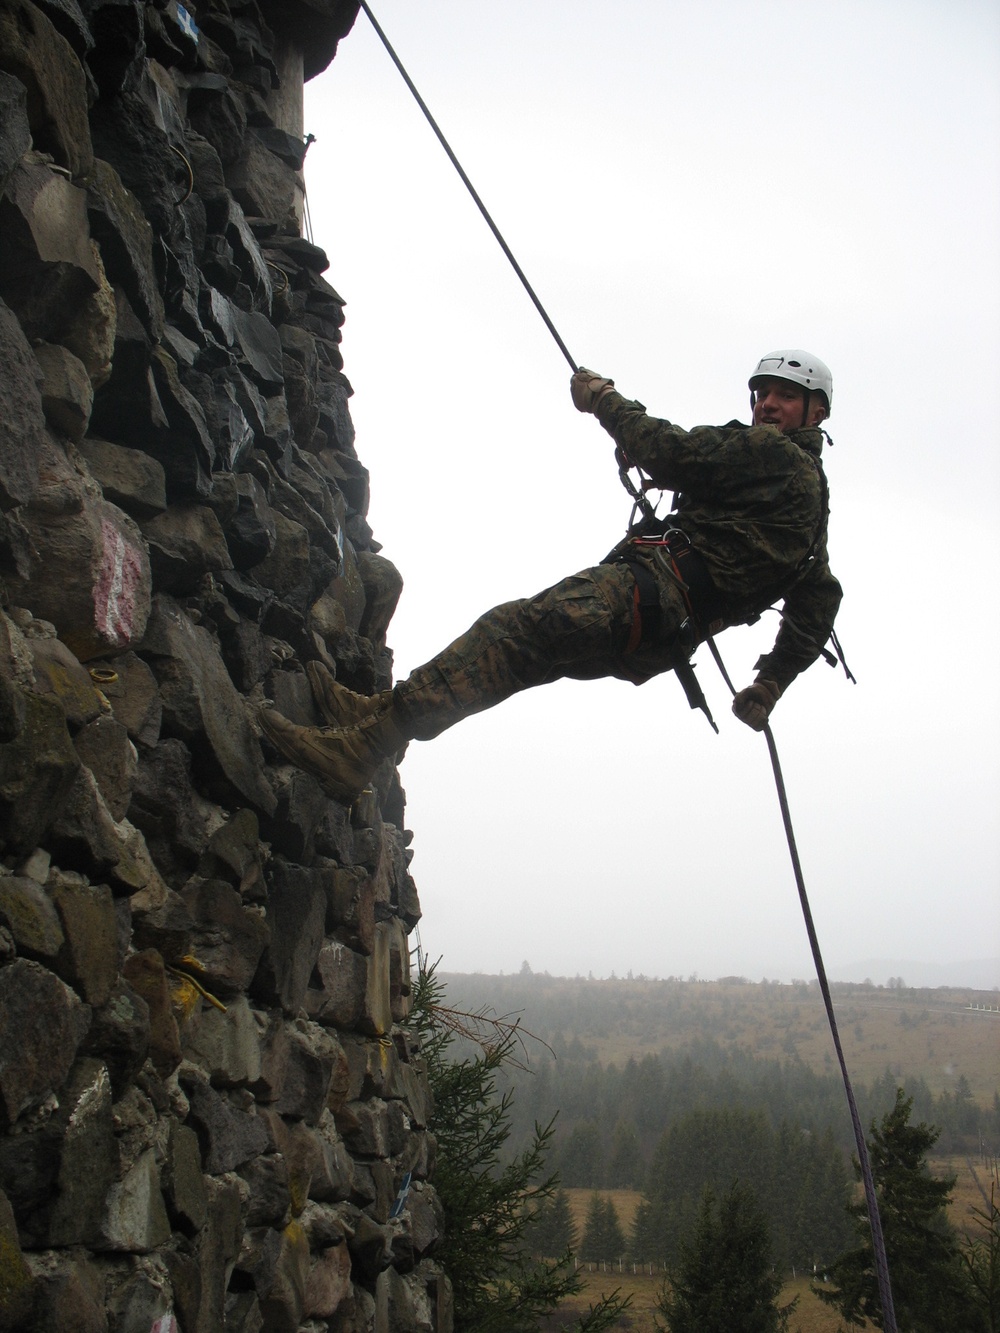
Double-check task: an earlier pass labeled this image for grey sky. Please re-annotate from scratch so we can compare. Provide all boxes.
[303,0,1000,987]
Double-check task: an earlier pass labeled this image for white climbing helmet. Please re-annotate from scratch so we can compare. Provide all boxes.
[749,349,833,411]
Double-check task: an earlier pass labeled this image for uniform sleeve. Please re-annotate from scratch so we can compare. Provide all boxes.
[753,558,844,693]
[594,391,733,492]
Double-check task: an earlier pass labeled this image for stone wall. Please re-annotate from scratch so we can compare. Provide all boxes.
[0,0,450,1328]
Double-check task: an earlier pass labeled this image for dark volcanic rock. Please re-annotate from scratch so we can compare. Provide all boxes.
[72,713,136,820]
[250,858,326,1014]
[142,595,276,815]
[182,1076,269,1174]
[0,0,94,176]
[0,163,100,348]
[0,958,90,1129]
[0,874,64,960]
[0,690,81,855]
[0,71,31,194]
[48,871,119,1005]
[4,436,153,662]
[181,877,269,995]
[86,158,164,339]
[127,737,217,883]
[122,948,182,1075]
[0,299,44,509]
[0,0,432,1321]
[79,435,168,519]
[81,978,151,1094]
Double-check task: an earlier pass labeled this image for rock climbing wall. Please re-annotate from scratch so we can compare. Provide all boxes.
[0,0,450,1328]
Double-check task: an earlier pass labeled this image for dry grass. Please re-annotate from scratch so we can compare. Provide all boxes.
[936,1154,999,1237]
[565,1187,642,1237]
[553,1268,846,1331]
[556,1170,994,1329]
[563,1164,991,1244]
[442,972,1000,1109]
[569,979,1000,1105]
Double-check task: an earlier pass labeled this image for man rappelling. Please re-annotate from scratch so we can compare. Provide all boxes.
[259,349,843,803]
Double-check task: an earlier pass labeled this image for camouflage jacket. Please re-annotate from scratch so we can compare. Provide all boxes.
[595,392,843,692]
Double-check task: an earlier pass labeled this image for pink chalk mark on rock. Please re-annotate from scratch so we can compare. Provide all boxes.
[94,518,143,647]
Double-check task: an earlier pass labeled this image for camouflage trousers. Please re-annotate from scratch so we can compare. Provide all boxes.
[394,551,691,741]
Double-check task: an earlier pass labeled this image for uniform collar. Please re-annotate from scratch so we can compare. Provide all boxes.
[789,425,825,457]
[731,420,827,457]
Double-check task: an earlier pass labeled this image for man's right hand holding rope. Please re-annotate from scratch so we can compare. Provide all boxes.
[732,678,781,730]
[571,367,616,413]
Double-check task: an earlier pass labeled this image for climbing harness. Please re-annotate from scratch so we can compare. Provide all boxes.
[612,430,855,685]
[619,550,719,732]
[607,516,726,732]
[353,9,894,1327]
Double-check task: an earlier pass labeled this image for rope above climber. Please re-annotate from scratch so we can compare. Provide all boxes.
[259,349,843,803]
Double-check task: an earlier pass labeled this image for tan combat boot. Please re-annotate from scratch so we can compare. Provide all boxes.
[306,661,386,729]
[258,697,408,803]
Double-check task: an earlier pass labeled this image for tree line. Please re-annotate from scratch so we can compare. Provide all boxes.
[528,1095,1000,1331]
[487,1037,999,1188]
[527,1104,853,1272]
[413,968,1000,1331]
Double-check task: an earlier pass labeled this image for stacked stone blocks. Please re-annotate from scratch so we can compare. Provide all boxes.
[0,0,450,1327]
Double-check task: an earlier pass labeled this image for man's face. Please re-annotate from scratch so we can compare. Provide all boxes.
[752,377,826,431]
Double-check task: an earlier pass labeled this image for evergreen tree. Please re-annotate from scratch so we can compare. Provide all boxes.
[550,1187,578,1256]
[641,1102,852,1271]
[798,1128,854,1270]
[817,1088,980,1331]
[655,1181,795,1333]
[580,1194,627,1263]
[630,1196,660,1265]
[528,1188,577,1258]
[608,1118,643,1189]
[644,1106,775,1264]
[407,967,630,1332]
[523,1194,553,1257]
[953,1075,981,1140]
[580,1192,606,1261]
[559,1118,603,1187]
[959,1167,1000,1332]
[600,1196,627,1261]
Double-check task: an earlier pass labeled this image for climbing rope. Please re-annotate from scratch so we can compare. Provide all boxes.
[357,0,578,373]
[354,8,897,1327]
[706,643,897,1332]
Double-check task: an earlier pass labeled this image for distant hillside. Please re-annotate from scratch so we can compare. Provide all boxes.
[437,970,1000,1104]
[833,957,999,990]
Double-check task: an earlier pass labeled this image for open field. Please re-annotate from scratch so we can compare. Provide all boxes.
[569,982,1000,1104]
[550,1269,845,1332]
[441,974,1000,1327]
[562,1155,996,1248]
[553,1166,995,1328]
[932,1155,999,1237]
[442,972,1000,1105]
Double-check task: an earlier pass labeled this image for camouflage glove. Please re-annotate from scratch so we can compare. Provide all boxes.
[571,368,615,413]
[732,678,781,731]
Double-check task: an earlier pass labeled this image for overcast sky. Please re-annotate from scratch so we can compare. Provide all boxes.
[302,0,1000,990]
